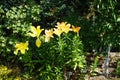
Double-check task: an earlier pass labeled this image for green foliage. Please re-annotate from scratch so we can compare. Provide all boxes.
[0,0,42,65]
[116,60,120,76]
[66,35,85,70]
[38,0,69,28]
[0,0,120,79]
[90,56,99,76]
[62,0,120,52]
[0,65,33,79]
[3,21,85,79]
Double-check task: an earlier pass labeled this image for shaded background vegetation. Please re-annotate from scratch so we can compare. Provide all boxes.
[0,0,119,53]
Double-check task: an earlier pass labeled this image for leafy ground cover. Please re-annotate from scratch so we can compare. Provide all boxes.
[0,52,120,80]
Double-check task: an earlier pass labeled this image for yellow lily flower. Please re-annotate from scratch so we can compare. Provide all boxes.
[61,23,70,33]
[45,29,54,42]
[14,41,29,55]
[29,26,44,38]
[55,22,71,33]
[55,22,65,29]
[54,28,63,37]
[45,29,54,38]
[29,26,43,47]
[72,25,81,33]
[36,38,41,48]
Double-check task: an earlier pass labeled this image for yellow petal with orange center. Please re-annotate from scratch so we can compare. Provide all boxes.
[55,22,70,33]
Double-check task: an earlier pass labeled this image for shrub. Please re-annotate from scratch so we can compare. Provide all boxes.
[0,0,42,65]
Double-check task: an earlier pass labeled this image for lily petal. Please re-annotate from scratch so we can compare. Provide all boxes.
[36,38,41,48]
[54,28,63,37]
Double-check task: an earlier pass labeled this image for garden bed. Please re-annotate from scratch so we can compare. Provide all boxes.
[0,52,120,80]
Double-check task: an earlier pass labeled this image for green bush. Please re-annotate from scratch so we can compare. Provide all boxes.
[0,0,42,65]
[116,60,120,76]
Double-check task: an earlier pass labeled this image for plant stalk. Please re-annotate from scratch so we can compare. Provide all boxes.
[104,44,111,77]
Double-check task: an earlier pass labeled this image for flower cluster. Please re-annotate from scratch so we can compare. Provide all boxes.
[14,22,81,55]
[45,22,81,42]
